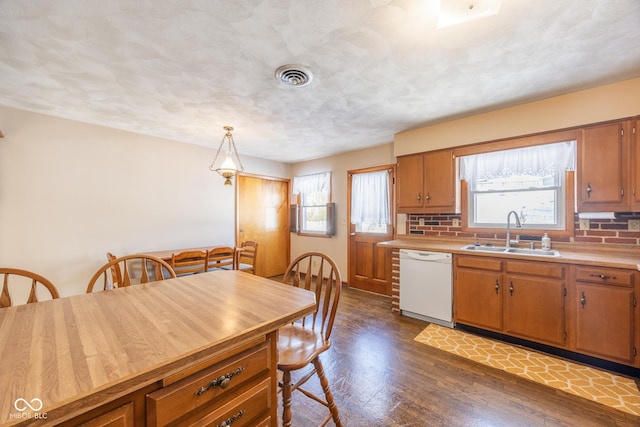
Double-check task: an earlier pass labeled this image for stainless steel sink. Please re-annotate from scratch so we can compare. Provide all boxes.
[460,244,561,257]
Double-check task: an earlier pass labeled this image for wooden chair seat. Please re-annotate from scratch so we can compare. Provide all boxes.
[277,251,342,427]
[86,254,176,293]
[0,268,59,307]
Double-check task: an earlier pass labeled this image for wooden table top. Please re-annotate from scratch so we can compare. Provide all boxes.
[0,271,315,426]
[140,245,234,261]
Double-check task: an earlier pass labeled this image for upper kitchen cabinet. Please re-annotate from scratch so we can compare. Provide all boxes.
[631,117,640,209]
[397,149,456,213]
[577,119,638,212]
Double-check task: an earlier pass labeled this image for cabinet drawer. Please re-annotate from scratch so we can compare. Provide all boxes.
[185,378,271,427]
[505,260,565,279]
[456,255,502,271]
[574,266,634,287]
[147,341,270,427]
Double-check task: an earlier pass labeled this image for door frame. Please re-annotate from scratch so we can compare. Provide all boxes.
[347,164,396,295]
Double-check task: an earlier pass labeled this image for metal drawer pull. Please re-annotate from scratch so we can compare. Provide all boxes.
[588,273,616,280]
[216,410,245,427]
[195,367,245,396]
[580,291,586,309]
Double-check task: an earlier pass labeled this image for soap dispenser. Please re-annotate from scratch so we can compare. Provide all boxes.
[541,233,551,251]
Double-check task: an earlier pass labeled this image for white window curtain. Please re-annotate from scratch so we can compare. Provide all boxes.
[459,141,576,190]
[292,172,330,195]
[350,170,390,225]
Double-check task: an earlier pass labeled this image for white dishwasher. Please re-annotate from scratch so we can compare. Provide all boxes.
[399,249,454,328]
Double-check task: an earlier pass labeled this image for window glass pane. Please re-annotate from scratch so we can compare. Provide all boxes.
[301,206,327,232]
[473,189,558,226]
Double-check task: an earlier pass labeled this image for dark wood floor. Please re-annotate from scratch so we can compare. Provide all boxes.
[279,285,640,426]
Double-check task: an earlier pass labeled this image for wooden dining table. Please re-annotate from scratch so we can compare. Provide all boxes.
[0,270,315,426]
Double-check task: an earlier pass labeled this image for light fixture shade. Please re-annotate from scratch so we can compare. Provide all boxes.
[209,126,244,185]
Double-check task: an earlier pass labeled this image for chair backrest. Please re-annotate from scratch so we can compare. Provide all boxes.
[236,241,258,274]
[106,252,121,289]
[0,268,60,307]
[206,246,235,271]
[86,255,176,293]
[282,252,342,340]
[170,250,207,276]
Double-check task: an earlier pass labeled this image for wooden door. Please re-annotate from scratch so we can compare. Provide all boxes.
[631,118,640,209]
[396,154,424,211]
[577,121,628,212]
[454,268,503,331]
[504,275,565,346]
[575,284,635,365]
[347,166,395,295]
[237,175,290,278]
[423,149,456,212]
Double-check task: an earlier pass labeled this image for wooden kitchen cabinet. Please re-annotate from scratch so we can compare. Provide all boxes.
[455,256,566,348]
[397,149,456,213]
[504,260,566,347]
[631,117,640,209]
[577,119,636,212]
[570,265,637,366]
[454,256,503,331]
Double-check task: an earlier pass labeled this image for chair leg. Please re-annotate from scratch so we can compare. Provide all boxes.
[313,357,342,427]
[281,369,293,427]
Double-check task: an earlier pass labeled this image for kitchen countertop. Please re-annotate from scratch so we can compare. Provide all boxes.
[380,237,640,271]
[0,270,316,426]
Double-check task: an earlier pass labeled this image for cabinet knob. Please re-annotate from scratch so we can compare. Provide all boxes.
[509,282,514,296]
[580,291,586,309]
[494,280,499,294]
[426,193,431,203]
[417,192,421,202]
[586,183,592,198]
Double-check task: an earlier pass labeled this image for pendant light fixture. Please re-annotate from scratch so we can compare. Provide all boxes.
[209,126,244,186]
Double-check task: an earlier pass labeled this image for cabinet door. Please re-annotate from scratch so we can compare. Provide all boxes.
[423,149,456,213]
[455,268,502,331]
[504,275,565,347]
[577,121,628,212]
[575,284,635,365]
[630,119,640,209]
[397,154,424,210]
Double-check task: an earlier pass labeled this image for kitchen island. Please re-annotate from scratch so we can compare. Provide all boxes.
[0,270,316,426]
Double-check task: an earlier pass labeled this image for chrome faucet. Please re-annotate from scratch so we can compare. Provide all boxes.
[505,210,522,248]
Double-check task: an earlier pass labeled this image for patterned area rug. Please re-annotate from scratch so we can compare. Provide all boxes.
[414,324,640,416]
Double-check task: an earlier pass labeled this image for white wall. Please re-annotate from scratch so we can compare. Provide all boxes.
[290,144,396,281]
[0,106,289,297]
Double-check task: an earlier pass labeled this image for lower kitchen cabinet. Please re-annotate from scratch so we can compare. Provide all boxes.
[454,254,639,368]
[570,265,637,366]
[454,256,503,331]
[504,260,566,347]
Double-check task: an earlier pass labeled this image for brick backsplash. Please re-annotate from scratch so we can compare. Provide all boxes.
[405,213,640,246]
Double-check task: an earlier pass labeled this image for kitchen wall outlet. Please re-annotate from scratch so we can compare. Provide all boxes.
[418,218,425,226]
[629,219,640,231]
[579,219,590,230]
[452,218,460,227]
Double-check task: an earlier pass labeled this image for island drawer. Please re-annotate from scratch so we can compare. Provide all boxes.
[574,266,635,287]
[147,340,270,426]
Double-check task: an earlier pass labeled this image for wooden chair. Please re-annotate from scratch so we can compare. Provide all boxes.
[278,252,343,427]
[170,250,208,276]
[0,268,60,307]
[105,252,122,289]
[235,240,258,274]
[86,254,176,293]
[205,246,235,271]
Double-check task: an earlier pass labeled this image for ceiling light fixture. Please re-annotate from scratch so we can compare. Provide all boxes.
[437,0,501,28]
[275,64,313,87]
[209,126,244,186]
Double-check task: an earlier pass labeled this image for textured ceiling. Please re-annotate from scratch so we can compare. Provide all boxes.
[1,0,640,163]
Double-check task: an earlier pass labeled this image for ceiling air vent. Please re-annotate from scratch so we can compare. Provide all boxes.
[275,64,313,87]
